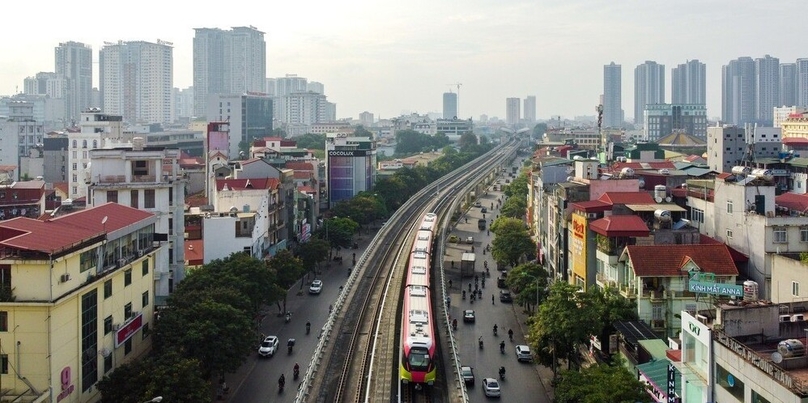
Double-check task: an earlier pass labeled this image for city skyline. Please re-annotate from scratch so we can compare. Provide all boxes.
[0,0,805,122]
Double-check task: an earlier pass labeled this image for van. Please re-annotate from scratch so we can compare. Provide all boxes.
[478,219,486,230]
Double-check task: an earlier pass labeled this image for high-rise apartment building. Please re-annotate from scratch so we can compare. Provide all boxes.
[603,62,622,128]
[193,26,266,117]
[207,94,273,158]
[69,108,126,198]
[307,81,324,95]
[273,74,308,97]
[755,55,780,126]
[722,57,756,126]
[643,104,707,141]
[359,111,374,127]
[55,41,93,124]
[0,101,43,180]
[505,97,520,125]
[671,59,706,105]
[100,40,173,125]
[524,96,537,123]
[443,92,458,119]
[780,63,797,107]
[797,58,808,107]
[634,61,665,124]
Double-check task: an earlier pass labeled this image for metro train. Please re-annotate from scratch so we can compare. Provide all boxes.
[400,212,438,387]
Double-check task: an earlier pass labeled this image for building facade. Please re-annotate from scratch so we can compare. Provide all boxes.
[672,59,706,105]
[643,104,708,141]
[604,62,623,128]
[780,62,797,108]
[755,55,780,126]
[206,93,273,159]
[634,61,665,125]
[55,41,93,124]
[505,97,520,126]
[68,109,126,198]
[797,58,808,107]
[0,101,44,181]
[325,133,376,208]
[524,95,537,123]
[722,57,756,126]
[707,126,746,174]
[443,92,457,119]
[99,40,173,125]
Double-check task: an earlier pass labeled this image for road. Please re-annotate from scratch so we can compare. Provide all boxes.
[445,158,551,403]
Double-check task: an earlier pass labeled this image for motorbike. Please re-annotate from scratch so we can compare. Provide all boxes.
[452,319,458,330]
[499,367,506,380]
[306,322,311,335]
[462,290,466,300]
[500,341,506,354]
[278,375,286,392]
[287,338,295,354]
[486,267,490,277]
[508,329,514,342]
[293,365,300,380]
[285,312,292,323]
[478,337,484,349]
[493,325,498,336]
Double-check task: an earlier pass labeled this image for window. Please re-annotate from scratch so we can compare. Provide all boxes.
[717,364,744,400]
[142,322,150,340]
[104,316,113,334]
[0,355,7,374]
[124,302,132,319]
[124,338,132,355]
[0,312,6,331]
[142,291,149,309]
[130,190,138,208]
[80,249,98,273]
[133,160,148,176]
[142,260,149,276]
[727,229,733,239]
[691,208,704,223]
[144,189,155,208]
[652,304,663,321]
[773,227,787,243]
[82,140,87,149]
[104,280,112,299]
[107,190,118,204]
[72,140,77,148]
[104,353,112,374]
[124,269,132,286]
[801,227,808,243]
[81,290,98,391]
[793,281,800,297]
[727,200,733,214]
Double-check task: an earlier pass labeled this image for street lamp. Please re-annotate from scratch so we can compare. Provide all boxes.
[143,397,162,403]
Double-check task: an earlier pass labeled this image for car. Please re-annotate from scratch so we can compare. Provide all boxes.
[309,279,323,294]
[449,235,459,243]
[465,236,474,244]
[482,378,501,397]
[497,272,508,288]
[258,335,279,357]
[499,290,513,303]
[463,309,476,323]
[474,201,482,207]
[481,207,487,213]
[460,365,475,386]
[515,344,533,362]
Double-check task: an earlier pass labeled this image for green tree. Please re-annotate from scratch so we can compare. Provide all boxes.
[505,262,549,312]
[210,253,279,313]
[295,133,327,150]
[490,217,535,268]
[354,125,373,138]
[587,286,638,343]
[331,193,387,227]
[500,196,527,219]
[271,128,287,138]
[317,216,359,252]
[374,176,409,211]
[554,358,652,403]
[267,249,305,311]
[530,282,600,377]
[532,122,548,141]
[504,172,529,200]
[97,356,153,403]
[295,238,330,275]
[457,132,478,151]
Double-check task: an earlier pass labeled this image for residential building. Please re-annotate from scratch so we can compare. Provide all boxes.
[722,57,756,126]
[309,122,353,135]
[443,92,457,119]
[68,108,126,199]
[672,60,706,105]
[87,142,186,301]
[307,81,324,95]
[505,97,520,126]
[774,106,807,128]
[206,93,273,159]
[43,136,69,183]
[755,55,780,126]
[780,62,797,107]
[707,126,747,174]
[359,111,374,128]
[192,26,266,117]
[277,92,331,136]
[0,202,160,402]
[173,86,194,122]
[643,104,708,141]
[100,40,173,125]
[436,118,473,137]
[524,95,537,123]
[272,74,308,97]
[55,41,93,124]
[604,62,623,128]
[0,101,44,181]
[325,133,376,209]
[798,58,808,107]
[634,61,665,125]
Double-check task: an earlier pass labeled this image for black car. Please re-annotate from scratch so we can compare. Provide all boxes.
[497,272,508,288]
[499,290,513,303]
[460,366,475,386]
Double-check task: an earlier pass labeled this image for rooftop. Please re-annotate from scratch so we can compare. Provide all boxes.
[623,244,738,277]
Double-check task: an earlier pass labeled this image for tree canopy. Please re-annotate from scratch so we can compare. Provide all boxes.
[504,262,549,312]
[554,358,653,403]
[354,125,373,138]
[500,195,527,219]
[330,193,387,226]
[294,133,327,150]
[97,351,211,403]
[315,216,359,251]
[394,129,450,154]
[490,217,535,268]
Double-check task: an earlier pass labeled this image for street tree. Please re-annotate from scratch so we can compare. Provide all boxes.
[354,125,373,138]
[374,176,409,211]
[490,217,535,268]
[504,172,529,200]
[457,132,478,151]
[529,282,600,378]
[531,123,548,141]
[331,193,387,227]
[294,133,326,150]
[294,238,329,276]
[504,262,549,312]
[318,216,359,252]
[587,286,638,343]
[554,358,652,403]
[500,196,527,219]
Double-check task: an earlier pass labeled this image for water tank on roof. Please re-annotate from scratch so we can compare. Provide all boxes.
[743,280,759,302]
[654,185,667,200]
[751,168,774,181]
[654,210,671,222]
[659,168,670,175]
[243,204,250,213]
[132,137,145,151]
[620,167,635,178]
[638,178,645,189]
[616,156,627,163]
[778,339,806,358]
[731,166,750,176]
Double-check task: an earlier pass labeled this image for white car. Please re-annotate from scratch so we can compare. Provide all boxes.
[309,279,323,294]
[482,378,501,397]
[515,344,532,362]
[258,336,279,357]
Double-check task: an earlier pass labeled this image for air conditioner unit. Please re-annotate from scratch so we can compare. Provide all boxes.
[118,258,127,267]
[137,249,145,257]
[112,324,121,331]
[793,314,805,322]
[587,213,597,219]
[780,314,793,322]
[60,274,71,283]
[129,311,139,320]
[153,271,162,281]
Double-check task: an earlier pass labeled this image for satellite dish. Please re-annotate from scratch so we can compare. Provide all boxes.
[101,216,108,225]
[772,351,783,363]
[665,197,672,202]
[655,197,663,203]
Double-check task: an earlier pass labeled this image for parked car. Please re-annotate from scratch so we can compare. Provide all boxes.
[499,290,513,303]
[463,309,476,323]
[474,201,482,207]
[482,378,501,397]
[449,235,459,243]
[460,366,475,386]
[497,271,508,288]
[258,335,279,357]
[465,236,474,244]
[309,279,323,294]
[515,344,533,362]
[481,207,487,213]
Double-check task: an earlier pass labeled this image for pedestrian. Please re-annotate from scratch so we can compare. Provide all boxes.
[449,279,453,289]
[492,294,495,304]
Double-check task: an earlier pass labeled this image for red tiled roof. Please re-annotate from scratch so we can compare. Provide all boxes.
[776,192,808,213]
[293,171,312,179]
[53,182,69,195]
[624,244,739,277]
[698,234,748,263]
[185,240,204,265]
[613,162,676,170]
[11,180,44,189]
[717,172,733,180]
[286,161,314,171]
[216,178,279,191]
[590,215,650,237]
[0,203,155,255]
[598,192,655,205]
[571,200,610,212]
[185,193,208,207]
[783,137,808,145]
[670,188,688,198]
[666,349,681,362]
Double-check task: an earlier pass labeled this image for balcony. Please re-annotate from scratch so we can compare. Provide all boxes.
[99,175,125,183]
[131,174,156,183]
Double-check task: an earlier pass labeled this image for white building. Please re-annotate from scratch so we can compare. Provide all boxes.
[55,41,94,123]
[774,106,808,128]
[0,101,44,181]
[206,93,273,159]
[68,109,125,198]
[278,91,332,136]
[100,40,173,125]
[87,141,186,301]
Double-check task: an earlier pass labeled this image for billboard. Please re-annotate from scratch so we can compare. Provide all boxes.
[570,214,588,282]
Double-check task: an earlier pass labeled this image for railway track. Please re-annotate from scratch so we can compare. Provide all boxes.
[298,139,521,403]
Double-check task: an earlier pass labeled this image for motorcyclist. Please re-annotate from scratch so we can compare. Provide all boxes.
[500,340,506,353]
[478,336,484,349]
[508,328,514,341]
[493,324,498,335]
[499,366,506,379]
[452,318,458,330]
[279,373,286,389]
[306,321,311,335]
[293,363,300,379]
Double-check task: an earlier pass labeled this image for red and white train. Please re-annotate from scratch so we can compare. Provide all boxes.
[400,212,438,386]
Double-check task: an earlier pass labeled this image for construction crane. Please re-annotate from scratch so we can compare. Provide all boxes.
[446,83,462,118]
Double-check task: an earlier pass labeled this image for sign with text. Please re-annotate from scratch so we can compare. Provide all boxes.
[570,214,588,281]
[115,312,143,347]
[689,271,742,297]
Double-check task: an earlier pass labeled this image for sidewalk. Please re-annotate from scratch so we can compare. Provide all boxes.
[215,228,378,402]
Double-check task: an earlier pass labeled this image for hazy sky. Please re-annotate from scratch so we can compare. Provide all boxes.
[1,0,805,122]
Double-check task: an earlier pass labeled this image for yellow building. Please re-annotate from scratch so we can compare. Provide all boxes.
[0,203,159,402]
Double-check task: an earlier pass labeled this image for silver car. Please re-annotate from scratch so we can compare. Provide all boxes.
[515,344,532,362]
[258,336,279,357]
[482,378,501,397]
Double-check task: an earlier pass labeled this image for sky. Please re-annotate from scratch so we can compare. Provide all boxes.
[1,0,806,122]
